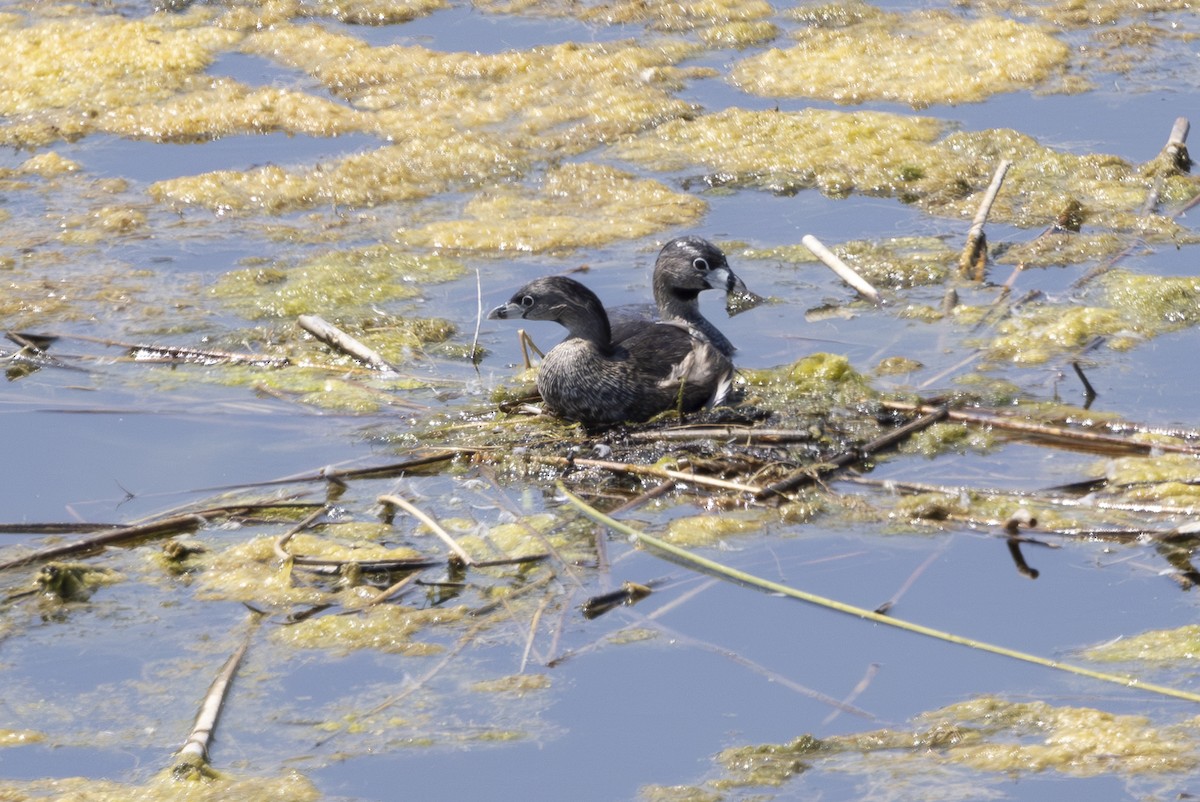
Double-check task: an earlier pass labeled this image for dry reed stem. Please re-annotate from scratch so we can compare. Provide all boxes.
[527,453,763,495]
[0,513,204,571]
[1076,117,1191,287]
[273,505,330,562]
[379,493,475,566]
[175,611,262,772]
[298,314,396,372]
[959,159,1012,280]
[755,405,948,499]
[802,234,882,305]
[882,400,1200,456]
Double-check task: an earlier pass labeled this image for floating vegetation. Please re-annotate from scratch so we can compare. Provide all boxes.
[212,245,465,320]
[476,0,778,47]
[397,163,708,252]
[1083,624,1200,663]
[709,696,1200,793]
[732,8,1070,106]
[4,0,1200,800]
[617,109,1200,229]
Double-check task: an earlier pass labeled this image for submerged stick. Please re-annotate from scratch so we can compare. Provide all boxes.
[298,314,396,372]
[959,159,1011,280]
[174,611,263,775]
[560,486,1200,706]
[802,235,881,305]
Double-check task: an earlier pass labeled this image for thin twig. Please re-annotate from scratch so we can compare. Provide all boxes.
[358,572,422,609]
[1076,118,1191,287]
[273,505,330,562]
[623,426,818,444]
[822,663,879,726]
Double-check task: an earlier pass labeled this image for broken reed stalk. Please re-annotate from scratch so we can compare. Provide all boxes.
[272,505,330,562]
[801,234,882,305]
[559,485,1200,705]
[0,514,204,571]
[378,493,474,566]
[51,333,291,367]
[297,314,396,372]
[174,611,263,775]
[1075,117,1191,288]
[1143,116,1191,215]
[526,454,763,495]
[959,159,1011,280]
[755,405,948,500]
[882,400,1200,456]
[360,572,421,608]
[846,475,1200,520]
[471,268,484,368]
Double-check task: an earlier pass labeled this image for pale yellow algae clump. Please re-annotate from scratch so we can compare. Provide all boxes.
[244,23,697,149]
[615,107,954,199]
[153,23,701,214]
[0,11,238,115]
[0,771,322,802]
[277,603,466,654]
[108,78,371,141]
[1085,624,1200,663]
[476,0,778,47]
[0,10,242,146]
[152,131,520,213]
[307,0,448,25]
[212,245,465,318]
[397,163,707,252]
[715,696,1198,791]
[618,109,1200,232]
[927,697,1197,775]
[987,306,1134,364]
[731,8,1070,106]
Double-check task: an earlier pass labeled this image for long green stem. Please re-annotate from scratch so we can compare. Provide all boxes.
[559,484,1200,706]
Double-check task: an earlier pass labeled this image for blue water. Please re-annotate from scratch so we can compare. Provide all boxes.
[3,2,1200,800]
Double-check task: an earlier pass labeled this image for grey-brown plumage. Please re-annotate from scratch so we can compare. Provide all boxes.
[610,236,747,357]
[488,275,733,426]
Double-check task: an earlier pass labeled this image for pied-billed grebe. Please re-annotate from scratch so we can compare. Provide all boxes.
[611,236,748,357]
[488,275,733,426]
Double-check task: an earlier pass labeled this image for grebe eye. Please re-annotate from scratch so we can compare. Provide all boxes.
[520,295,535,309]
[692,257,709,272]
